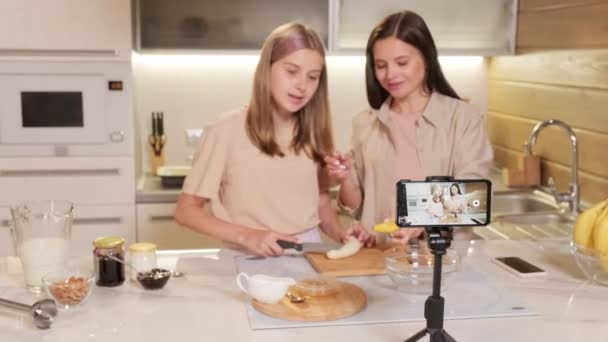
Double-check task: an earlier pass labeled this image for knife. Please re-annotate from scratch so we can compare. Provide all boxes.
[277,240,336,253]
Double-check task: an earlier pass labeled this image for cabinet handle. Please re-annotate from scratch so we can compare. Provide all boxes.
[0,219,10,228]
[0,169,120,177]
[0,48,118,57]
[149,215,175,222]
[73,217,123,225]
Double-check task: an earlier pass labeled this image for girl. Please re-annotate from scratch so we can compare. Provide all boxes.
[175,22,371,257]
[325,11,493,244]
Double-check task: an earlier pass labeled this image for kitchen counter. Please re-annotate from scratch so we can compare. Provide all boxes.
[0,239,607,342]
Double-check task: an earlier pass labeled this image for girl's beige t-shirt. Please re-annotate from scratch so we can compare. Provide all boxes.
[181,108,321,235]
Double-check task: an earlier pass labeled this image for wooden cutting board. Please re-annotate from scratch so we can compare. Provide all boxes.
[304,248,386,277]
[251,281,367,322]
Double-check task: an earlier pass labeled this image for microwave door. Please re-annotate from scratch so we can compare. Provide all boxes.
[0,74,105,144]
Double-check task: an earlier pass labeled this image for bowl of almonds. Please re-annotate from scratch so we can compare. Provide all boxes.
[42,268,95,309]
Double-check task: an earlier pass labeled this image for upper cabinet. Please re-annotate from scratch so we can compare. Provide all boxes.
[135,0,329,50]
[0,0,132,61]
[335,0,517,55]
[135,0,517,55]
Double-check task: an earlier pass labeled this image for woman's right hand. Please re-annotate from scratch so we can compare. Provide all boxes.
[324,152,353,184]
[241,230,299,257]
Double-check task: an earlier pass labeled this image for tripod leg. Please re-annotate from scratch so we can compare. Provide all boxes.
[442,330,457,342]
[404,328,428,342]
[429,330,457,342]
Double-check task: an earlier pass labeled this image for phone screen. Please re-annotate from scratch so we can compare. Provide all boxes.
[495,257,544,273]
[396,179,491,227]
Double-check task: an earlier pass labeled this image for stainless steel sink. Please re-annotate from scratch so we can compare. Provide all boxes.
[495,212,576,225]
[492,190,559,215]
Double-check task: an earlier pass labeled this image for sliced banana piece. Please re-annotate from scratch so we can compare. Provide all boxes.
[326,236,362,259]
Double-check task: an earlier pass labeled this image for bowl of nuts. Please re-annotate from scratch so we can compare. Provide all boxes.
[42,268,95,309]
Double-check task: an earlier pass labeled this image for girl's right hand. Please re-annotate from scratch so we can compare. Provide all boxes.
[324,152,353,184]
[242,230,299,257]
[389,228,425,245]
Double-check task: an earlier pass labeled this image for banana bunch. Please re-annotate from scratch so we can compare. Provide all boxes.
[574,198,608,270]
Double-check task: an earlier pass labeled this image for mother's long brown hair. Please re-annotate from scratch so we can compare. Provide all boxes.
[246,22,334,165]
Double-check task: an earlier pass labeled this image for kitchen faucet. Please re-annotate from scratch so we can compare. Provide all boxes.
[524,119,579,214]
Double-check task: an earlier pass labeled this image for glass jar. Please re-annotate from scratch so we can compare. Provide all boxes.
[93,236,126,287]
[127,242,158,282]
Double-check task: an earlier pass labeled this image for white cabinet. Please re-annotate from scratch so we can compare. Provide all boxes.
[0,157,135,207]
[0,205,136,257]
[136,203,222,250]
[334,0,517,55]
[0,0,131,61]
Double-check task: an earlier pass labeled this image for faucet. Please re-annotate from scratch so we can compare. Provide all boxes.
[524,119,579,214]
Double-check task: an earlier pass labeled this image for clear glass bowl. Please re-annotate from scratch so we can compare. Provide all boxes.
[384,244,460,295]
[571,243,608,286]
[42,268,95,309]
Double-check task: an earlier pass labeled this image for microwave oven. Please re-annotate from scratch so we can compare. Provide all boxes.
[0,61,133,157]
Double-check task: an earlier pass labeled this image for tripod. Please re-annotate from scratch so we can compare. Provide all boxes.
[405,226,457,342]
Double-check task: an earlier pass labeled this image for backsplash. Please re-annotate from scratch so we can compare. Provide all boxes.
[132,54,487,174]
[487,0,608,203]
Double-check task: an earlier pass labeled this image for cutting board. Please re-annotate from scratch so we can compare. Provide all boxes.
[304,248,386,277]
[251,281,367,322]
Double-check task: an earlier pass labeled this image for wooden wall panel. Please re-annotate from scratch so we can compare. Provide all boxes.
[488,80,608,134]
[487,112,608,178]
[517,3,608,49]
[494,146,608,203]
[487,0,608,204]
[488,50,608,89]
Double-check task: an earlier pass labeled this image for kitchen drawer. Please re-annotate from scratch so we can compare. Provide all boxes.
[0,157,135,206]
[0,205,136,257]
[137,203,222,250]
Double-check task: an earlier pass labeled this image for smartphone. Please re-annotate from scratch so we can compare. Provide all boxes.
[396,179,492,227]
[492,257,546,277]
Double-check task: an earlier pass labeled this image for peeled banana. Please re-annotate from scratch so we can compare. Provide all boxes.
[574,198,608,249]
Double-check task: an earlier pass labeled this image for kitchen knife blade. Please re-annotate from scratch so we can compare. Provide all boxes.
[277,240,336,253]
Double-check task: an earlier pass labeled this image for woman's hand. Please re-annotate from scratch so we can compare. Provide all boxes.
[389,228,425,245]
[241,230,299,257]
[341,222,376,247]
[324,152,353,184]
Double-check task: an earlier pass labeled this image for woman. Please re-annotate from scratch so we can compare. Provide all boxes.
[326,11,493,244]
[445,183,468,215]
[175,22,371,257]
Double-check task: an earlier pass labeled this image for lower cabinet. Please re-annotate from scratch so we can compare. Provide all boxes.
[136,203,222,250]
[0,205,136,257]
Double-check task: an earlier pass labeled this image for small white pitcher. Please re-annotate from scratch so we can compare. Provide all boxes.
[236,273,295,304]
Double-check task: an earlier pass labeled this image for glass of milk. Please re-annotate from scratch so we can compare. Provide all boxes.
[10,200,73,293]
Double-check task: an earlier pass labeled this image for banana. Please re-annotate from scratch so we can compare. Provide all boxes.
[574,198,608,249]
[593,214,608,271]
[373,221,399,234]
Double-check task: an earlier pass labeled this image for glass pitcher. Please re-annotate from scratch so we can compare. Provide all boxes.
[10,200,73,292]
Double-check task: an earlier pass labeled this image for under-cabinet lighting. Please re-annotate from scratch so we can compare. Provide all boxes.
[133,52,483,68]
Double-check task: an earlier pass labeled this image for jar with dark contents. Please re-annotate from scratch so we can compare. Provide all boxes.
[93,236,126,287]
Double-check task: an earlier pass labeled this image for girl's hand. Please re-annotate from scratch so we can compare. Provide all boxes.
[242,230,299,257]
[342,222,376,247]
[389,228,425,245]
[324,152,353,184]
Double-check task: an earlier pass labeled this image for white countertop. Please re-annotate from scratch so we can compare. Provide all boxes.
[0,239,607,342]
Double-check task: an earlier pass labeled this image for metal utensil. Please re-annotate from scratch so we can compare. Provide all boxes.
[0,297,57,329]
[277,240,336,253]
[286,292,305,303]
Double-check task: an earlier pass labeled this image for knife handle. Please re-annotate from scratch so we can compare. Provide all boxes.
[277,240,302,251]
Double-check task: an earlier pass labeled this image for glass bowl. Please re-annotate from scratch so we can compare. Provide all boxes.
[384,244,460,295]
[571,243,608,286]
[42,268,95,309]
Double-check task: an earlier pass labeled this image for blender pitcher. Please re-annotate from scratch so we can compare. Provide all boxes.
[10,200,73,292]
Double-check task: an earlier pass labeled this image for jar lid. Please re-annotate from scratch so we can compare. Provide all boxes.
[93,236,125,249]
[128,242,157,253]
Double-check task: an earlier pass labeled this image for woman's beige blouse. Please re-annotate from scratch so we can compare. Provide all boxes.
[182,108,321,235]
[342,92,494,230]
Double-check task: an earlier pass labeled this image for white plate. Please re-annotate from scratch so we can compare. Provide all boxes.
[157,165,191,177]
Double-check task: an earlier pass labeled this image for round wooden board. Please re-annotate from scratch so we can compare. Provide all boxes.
[251,281,367,322]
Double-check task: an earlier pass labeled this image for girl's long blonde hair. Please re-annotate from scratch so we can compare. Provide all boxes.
[246,22,334,165]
